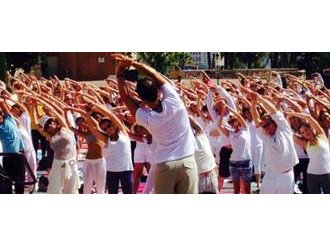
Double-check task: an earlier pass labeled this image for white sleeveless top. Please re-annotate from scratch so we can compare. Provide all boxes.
[104,131,133,172]
[306,137,330,175]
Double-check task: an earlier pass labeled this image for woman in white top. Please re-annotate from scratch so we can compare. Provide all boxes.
[218,103,252,194]
[189,117,219,194]
[31,96,80,194]
[287,112,330,194]
[88,101,133,194]
[64,107,106,194]
[238,95,264,189]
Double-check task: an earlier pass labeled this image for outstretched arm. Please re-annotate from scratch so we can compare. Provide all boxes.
[112,54,168,88]
[88,99,128,135]
[286,112,326,137]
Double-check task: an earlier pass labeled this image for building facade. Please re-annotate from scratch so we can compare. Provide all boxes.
[190,52,224,69]
[44,52,116,81]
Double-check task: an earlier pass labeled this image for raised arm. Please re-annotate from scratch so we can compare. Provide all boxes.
[34,96,68,129]
[217,114,229,137]
[205,89,220,122]
[226,104,247,129]
[64,107,108,143]
[255,92,277,115]
[286,112,326,137]
[0,100,11,119]
[277,94,303,113]
[88,99,128,135]
[112,54,168,88]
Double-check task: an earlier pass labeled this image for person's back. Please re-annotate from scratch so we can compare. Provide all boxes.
[138,83,196,164]
[114,55,198,193]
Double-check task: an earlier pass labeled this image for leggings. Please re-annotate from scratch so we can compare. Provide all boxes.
[106,171,133,194]
[307,173,330,194]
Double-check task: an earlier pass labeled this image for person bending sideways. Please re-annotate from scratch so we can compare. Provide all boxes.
[249,92,298,194]
[112,54,198,194]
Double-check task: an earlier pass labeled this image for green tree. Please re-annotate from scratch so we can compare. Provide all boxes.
[222,52,270,69]
[136,52,193,74]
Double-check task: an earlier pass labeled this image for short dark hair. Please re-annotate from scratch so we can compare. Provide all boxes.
[44,118,55,131]
[99,118,112,127]
[135,78,158,102]
[91,112,102,121]
[242,107,250,114]
[75,116,85,125]
[261,114,276,127]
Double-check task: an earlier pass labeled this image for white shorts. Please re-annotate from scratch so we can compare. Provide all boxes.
[134,144,152,163]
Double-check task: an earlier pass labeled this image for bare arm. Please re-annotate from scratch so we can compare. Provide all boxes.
[33,96,68,129]
[112,54,168,88]
[286,112,326,137]
[88,99,128,135]
[217,115,229,137]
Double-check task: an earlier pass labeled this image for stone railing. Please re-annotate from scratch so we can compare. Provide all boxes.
[177,68,306,81]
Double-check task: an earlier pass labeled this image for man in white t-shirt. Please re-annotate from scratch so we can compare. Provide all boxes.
[113,54,198,194]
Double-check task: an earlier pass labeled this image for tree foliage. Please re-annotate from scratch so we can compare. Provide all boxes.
[222,52,270,69]
[136,52,193,74]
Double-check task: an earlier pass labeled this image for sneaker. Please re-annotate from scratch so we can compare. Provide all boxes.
[294,184,302,194]
[252,188,260,194]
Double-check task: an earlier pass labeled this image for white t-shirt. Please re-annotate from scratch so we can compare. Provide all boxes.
[248,121,263,146]
[136,83,197,164]
[104,131,133,172]
[306,137,330,175]
[328,129,330,151]
[206,122,229,146]
[194,133,217,174]
[193,116,208,130]
[257,111,298,174]
[19,112,31,137]
[294,142,308,159]
[228,128,251,162]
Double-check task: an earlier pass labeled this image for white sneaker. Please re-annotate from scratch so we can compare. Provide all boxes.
[294,184,302,194]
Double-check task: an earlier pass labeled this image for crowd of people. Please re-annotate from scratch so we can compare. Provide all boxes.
[0,54,329,194]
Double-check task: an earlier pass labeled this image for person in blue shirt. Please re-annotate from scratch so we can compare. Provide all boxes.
[0,98,25,194]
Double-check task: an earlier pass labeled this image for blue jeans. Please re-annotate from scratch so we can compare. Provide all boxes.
[106,171,133,194]
[229,160,252,183]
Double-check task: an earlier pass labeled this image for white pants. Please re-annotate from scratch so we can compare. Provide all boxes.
[20,127,37,182]
[260,169,294,194]
[251,144,263,175]
[142,163,156,194]
[47,158,80,194]
[83,158,106,194]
